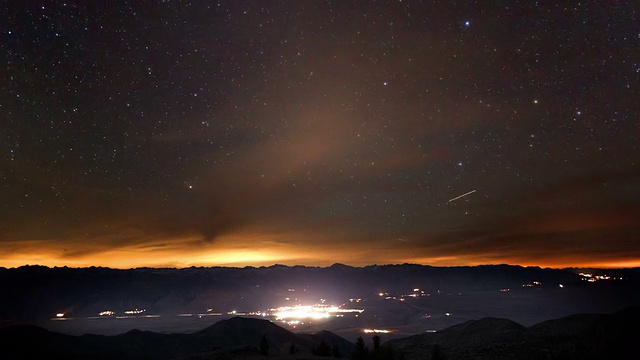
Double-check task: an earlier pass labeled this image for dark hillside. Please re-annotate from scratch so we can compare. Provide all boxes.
[386,307,638,360]
[0,317,352,360]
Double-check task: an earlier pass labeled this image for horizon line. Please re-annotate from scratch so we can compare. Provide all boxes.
[3,262,638,271]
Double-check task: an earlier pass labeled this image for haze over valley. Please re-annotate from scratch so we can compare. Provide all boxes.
[2,264,638,342]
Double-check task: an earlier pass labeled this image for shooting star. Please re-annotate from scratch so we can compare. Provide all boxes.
[448,189,476,203]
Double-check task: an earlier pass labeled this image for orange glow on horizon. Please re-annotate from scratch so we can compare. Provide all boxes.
[1,232,638,269]
[1,246,637,270]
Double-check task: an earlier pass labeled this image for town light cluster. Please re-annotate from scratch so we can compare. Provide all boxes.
[271,304,363,321]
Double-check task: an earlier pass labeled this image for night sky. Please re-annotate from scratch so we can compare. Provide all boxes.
[2,1,638,269]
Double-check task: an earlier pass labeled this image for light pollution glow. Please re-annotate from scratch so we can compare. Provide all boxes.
[2,211,640,270]
[1,231,639,269]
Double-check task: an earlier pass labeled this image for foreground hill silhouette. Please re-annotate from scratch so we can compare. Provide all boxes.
[386,306,638,360]
[0,317,354,360]
[389,316,527,349]
[1,308,637,359]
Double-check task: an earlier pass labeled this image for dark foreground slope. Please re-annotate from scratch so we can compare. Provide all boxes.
[2,308,637,360]
[0,317,354,360]
[386,306,638,360]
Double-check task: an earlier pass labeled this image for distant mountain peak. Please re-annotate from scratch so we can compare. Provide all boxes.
[329,263,352,269]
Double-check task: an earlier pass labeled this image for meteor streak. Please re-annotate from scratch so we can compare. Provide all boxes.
[448,190,476,202]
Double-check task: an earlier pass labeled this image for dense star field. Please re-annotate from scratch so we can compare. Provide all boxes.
[1,1,638,268]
